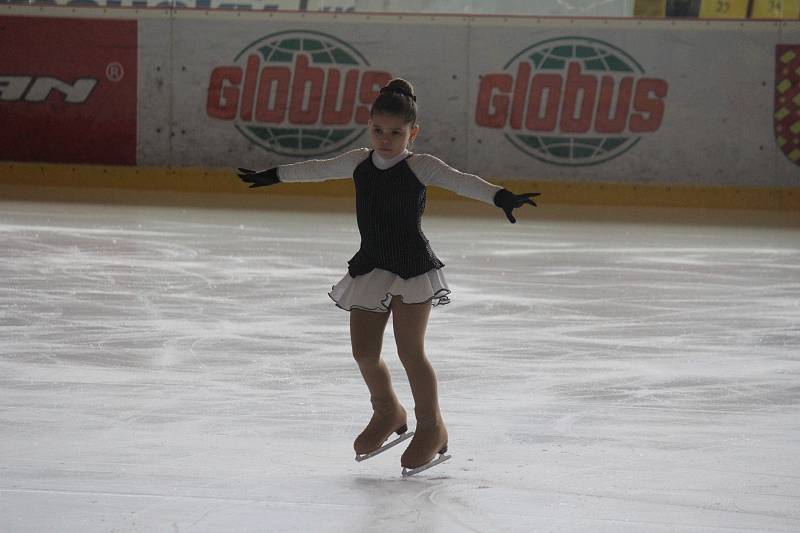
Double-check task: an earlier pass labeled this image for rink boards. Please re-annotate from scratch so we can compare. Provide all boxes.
[1,6,799,209]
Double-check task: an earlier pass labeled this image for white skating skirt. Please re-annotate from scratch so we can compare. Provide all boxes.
[328,267,451,313]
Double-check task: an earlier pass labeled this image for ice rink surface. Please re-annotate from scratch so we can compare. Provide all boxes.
[1,197,799,532]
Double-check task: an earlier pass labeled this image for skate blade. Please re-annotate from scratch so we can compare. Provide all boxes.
[401,453,452,477]
[355,431,414,462]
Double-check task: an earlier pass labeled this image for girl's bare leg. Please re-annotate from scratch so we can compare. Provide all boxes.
[350,308,407,455]
[390,299,448,468]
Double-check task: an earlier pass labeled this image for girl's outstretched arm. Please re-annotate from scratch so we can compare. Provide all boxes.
[237,148,370,188]
[409,154,540,223]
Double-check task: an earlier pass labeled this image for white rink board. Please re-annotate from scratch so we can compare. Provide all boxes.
[132,11,800,187]
[137,16,174,167]
[6,6,793,188]
[150,15,470,171]
[465,19,781,186]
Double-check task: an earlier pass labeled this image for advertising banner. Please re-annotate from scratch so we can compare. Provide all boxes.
[138,12,796,188]
[0,16,137,165]
[145,14,471,170]
[3,8,798,190]
[774,23,800,187]
[466,18,781,187]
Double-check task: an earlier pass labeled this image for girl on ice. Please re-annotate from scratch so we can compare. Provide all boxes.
[238,78,539,476]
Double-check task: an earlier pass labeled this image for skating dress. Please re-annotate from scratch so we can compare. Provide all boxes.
[276,148,502,313]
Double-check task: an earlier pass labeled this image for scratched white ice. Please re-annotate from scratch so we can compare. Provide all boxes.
[1,200,799,532]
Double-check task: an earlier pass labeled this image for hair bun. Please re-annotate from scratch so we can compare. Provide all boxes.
[380,79,417,102]
[370,78,418,125]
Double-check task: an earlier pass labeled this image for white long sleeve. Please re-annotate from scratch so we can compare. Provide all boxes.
[408,154,502,205]
[276,148,503,206]
[277,148,370,183]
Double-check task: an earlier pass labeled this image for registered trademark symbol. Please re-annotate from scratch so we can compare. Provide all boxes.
[106,62,124,82]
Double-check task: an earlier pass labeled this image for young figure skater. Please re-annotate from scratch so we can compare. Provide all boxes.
[238,79,539,475]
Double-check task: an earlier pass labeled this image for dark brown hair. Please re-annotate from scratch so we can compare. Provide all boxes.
[370,78,417,125]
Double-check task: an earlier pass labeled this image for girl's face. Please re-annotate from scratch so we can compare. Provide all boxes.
[368,113,419,159]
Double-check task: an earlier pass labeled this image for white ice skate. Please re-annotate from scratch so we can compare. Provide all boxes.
[354,430,414,462]
[401,451,452,477]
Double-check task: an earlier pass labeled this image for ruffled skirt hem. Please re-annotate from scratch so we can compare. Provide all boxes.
[328,267,451,313]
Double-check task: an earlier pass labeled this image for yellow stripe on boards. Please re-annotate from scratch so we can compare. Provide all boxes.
[0,163,797,211]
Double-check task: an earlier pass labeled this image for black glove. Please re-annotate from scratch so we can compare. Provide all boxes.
[493,188,540,224]
[237,167,280,188]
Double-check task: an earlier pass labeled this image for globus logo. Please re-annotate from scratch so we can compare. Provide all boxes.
[207,30,391,157]
[475,37,669,166]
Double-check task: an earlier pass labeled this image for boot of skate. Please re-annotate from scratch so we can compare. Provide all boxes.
[401,407,448,469]
[354,396,408,455]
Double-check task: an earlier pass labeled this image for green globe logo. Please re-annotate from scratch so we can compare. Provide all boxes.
[475,37,668,166]
[207,30,391,157]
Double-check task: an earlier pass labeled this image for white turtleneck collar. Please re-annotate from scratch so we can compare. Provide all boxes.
[371,149,411,170]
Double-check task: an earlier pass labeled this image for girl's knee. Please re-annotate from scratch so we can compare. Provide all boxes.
[397,348,426,368]
[352,344,382,365]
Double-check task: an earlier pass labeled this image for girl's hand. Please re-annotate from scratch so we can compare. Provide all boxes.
[493,189,540,224]
[237,167,280,188]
